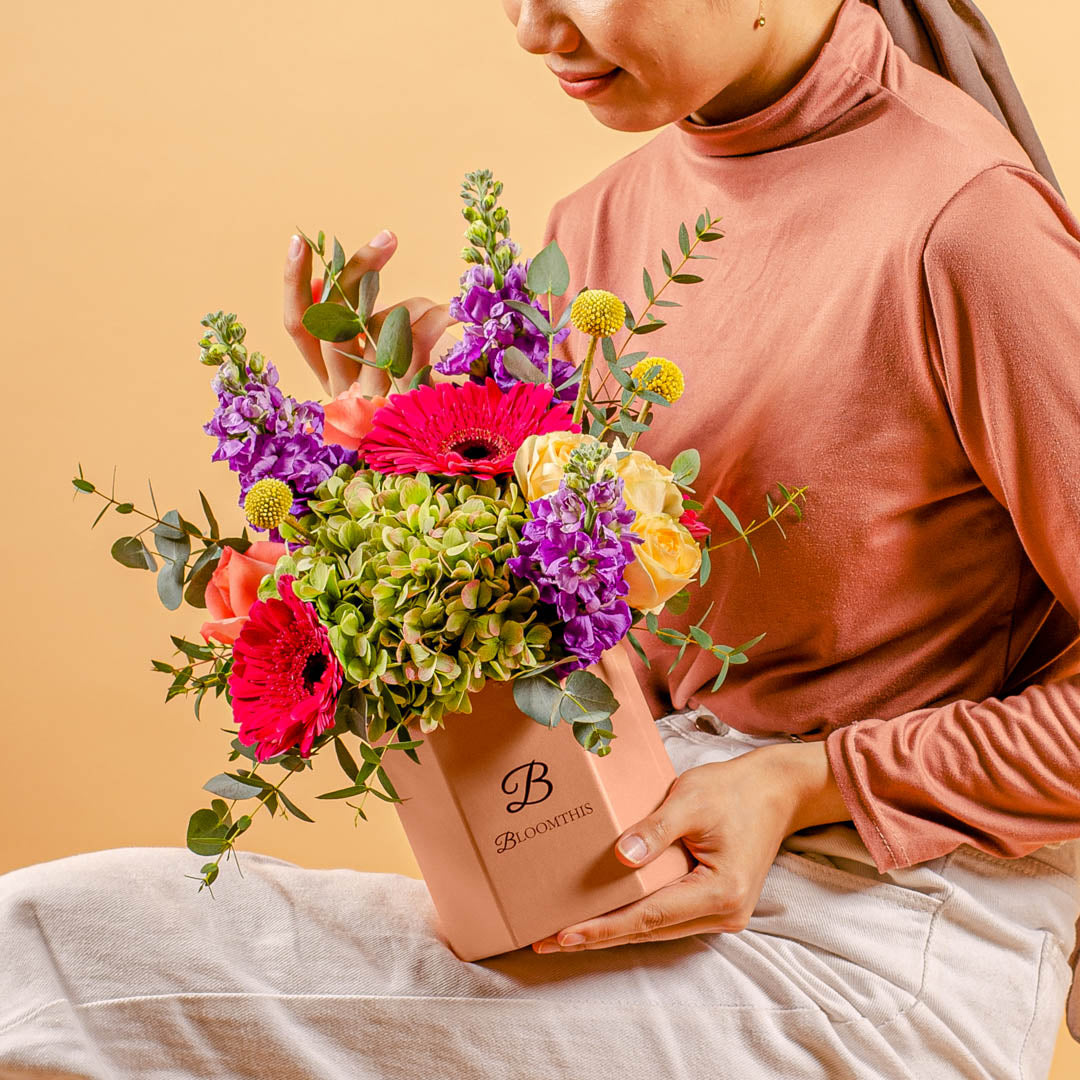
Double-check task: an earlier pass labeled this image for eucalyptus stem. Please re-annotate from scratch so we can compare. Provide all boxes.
[546,287,554,385]
[594,212,723,400]
[190,765,300,893]
[705,484,809,552]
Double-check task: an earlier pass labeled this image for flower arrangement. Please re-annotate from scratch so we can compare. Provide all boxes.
[73,168,807,891]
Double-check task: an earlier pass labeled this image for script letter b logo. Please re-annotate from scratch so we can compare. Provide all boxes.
[501,760,553,812]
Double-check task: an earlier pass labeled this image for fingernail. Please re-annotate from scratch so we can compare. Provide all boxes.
[369,228,393,248]
[288,234,302,258]
[559,932,585,946]
[618,834,647,863]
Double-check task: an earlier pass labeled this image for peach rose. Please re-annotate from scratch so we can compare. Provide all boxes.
[623,513,702,615]
[199,541,288,645]
[322,382,390,451]
[609,449,684,518]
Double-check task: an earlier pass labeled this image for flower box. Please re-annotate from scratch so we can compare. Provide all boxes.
[375,640,693,961]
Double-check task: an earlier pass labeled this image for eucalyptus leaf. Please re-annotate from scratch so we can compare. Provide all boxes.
[153,509,187,548]
[316,784,367,800]
[408,364,432,390]
[171,634,214,660]
[357,269,380,322]
[665,589,691,616]
[203,773,263,800]
[625,630,651,669]
[512,674,563,728]
[525,241,570,296]
[375,305,413,378]
[183,544,221,608]
[198,490,220,540]
[186,808,230,856]
[558,670,617,724]
[334,738,360,782]
[302,302,364,343]
[699,544,712,586]
[502,299,551,335]
[111,535,156,571]
[157,556,186,611]
[276,789,315,823]
[501,346,548,385]
[671,449,700,487]
[554,366,582,392]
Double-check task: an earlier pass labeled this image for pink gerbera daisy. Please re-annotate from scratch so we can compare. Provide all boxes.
[229,574,343,762]
[356,378,579,476]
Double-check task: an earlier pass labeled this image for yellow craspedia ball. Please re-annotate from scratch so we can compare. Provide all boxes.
[630,357,685,404]
[569,289,625,338]
[243,477,294,530]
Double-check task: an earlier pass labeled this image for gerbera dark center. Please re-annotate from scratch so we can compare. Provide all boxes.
[440,425,511,461]
[302,652,328,686]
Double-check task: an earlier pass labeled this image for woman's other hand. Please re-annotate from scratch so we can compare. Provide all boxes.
[283,229,461,398]
[532,740,851,953]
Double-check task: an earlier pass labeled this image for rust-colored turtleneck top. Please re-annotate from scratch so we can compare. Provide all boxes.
[540,0,1080,876]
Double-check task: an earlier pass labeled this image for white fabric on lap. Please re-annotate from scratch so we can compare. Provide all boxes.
[0,716,1076,1079]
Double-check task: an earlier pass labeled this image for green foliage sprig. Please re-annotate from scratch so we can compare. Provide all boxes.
[71,463,248,611]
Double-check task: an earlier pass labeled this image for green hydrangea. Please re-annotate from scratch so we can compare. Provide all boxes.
[267,464,552,734]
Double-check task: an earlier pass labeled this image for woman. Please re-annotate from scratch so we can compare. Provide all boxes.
[3,1,1079,1076]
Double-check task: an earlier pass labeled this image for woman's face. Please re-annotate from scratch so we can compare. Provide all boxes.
[501,0,843,131]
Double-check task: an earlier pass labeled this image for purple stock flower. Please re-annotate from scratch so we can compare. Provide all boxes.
[508,477,641,671]
[435,260,576,402]
[203,356,359,540]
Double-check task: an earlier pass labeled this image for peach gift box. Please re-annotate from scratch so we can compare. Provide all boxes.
[375,640,694,961]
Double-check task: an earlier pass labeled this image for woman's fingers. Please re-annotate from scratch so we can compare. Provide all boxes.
[283,235,330,394]
[356,299,461,393]
[533,910,729,953]
[410,302,460,382]
[284,230,400,398]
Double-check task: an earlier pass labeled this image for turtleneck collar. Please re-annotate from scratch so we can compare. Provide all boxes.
[674,0,888,158]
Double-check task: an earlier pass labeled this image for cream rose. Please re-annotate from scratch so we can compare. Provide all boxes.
[624,512,703,615]
[609,449,684,518]
[514,431,599,501]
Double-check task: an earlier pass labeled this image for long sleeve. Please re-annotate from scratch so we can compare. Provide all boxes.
[825,163,1080,872]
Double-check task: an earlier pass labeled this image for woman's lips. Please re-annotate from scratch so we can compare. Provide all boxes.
[557,68,620,100]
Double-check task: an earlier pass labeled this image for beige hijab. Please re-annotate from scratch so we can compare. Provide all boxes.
[868,0,1062,197]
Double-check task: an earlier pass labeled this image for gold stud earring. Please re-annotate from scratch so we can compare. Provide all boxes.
[756,0,766,27]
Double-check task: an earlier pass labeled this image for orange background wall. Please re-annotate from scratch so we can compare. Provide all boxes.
[2,0,1078,1070]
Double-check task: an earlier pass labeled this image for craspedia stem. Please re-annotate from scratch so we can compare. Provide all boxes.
[628,403,651,449]
[572,336,599,426]
[281,514,316,542]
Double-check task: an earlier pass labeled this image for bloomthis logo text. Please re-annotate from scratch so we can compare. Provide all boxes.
[494,758,594,854]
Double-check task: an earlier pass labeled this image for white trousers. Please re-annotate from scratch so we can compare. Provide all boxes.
[1,711,1078,1080]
